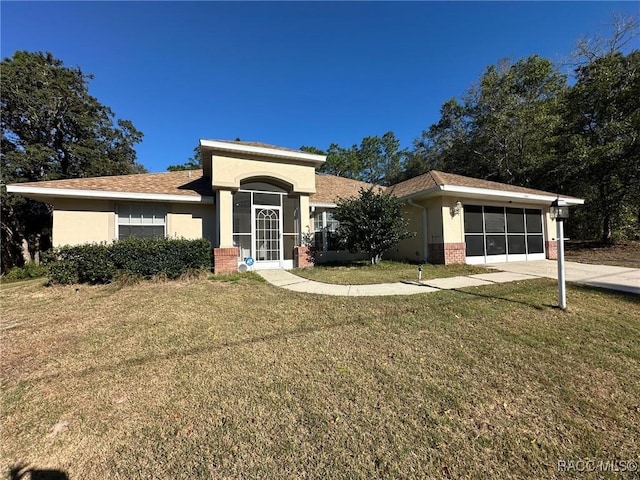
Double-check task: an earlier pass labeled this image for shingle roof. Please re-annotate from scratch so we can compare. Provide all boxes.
[387,170,577,199]
[12,170,211,197]
[310,174,383,204]
[9,168,579,203]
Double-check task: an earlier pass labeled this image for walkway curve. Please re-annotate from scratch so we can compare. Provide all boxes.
[257,269,538,297]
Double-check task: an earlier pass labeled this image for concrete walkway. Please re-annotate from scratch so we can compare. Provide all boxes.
[488,260,640,295]
[257,269,538,297]
[258,261,639,297]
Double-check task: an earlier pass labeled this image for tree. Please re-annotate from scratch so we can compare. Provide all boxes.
[407,98,470,180]
[571,13,638,65]
[410,55,567,188]
[332,188,415,264]
[357,132,406,185]
[299,145,326,156]
[561,50,640,242]
[314,132,406,185]
[167,146,201,171]
[319,143,362,180]
[1,51,145,271]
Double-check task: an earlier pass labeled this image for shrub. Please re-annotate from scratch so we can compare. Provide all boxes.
[46,237,212,285]
[109,237,211,279]
[3,262,49,282]
[333,187,415,264]
[48,261,79,285]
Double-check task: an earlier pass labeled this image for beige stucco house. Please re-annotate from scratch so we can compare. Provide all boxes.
[7,139,583,273]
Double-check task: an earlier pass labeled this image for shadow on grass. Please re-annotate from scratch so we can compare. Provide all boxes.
[438,279,638,310]
[398,279,550,311]
[8,464,68,480]
[27,318,362,386]
[450,287,549,310]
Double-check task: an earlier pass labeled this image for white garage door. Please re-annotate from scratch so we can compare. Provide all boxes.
[464,205,546,264]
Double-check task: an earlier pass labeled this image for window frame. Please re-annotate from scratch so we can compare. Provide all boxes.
[116,203,167,240]
[313,209,340,252]
[463,204,545,263]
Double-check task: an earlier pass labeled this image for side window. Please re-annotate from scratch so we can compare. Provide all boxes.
[313,210,341,251]
[117,203,166,239]
[313,212,324,249]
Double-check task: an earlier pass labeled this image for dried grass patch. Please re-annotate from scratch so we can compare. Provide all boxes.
[565,240,640,269]
[1,277,639,479]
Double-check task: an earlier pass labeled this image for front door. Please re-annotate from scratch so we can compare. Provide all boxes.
[253,206,283,269]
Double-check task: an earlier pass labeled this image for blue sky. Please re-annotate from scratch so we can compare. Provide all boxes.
[2,1,637,172]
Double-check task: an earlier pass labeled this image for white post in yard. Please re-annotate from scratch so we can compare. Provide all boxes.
[557,217,566,310]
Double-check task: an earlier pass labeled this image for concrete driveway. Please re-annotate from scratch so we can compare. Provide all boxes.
[488,260,640,295]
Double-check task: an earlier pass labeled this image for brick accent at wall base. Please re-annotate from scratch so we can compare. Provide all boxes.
[294,246,313,268]
[428,242,466,265]
[545,241,558,260]
[213,247,239,274]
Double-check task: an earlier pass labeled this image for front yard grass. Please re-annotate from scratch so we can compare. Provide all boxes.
[293,260,489,284]
[1,276,639,479]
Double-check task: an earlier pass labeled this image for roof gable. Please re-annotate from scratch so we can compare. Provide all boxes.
[387,170,582,203]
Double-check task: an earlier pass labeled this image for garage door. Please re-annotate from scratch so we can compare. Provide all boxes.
[464,205,546,264]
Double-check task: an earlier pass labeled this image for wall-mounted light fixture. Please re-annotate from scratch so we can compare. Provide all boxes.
[451,201,463,217]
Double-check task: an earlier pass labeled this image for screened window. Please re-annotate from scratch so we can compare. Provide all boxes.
[463,205,544,259]
[117,204,166,239]
[463,205,483,233]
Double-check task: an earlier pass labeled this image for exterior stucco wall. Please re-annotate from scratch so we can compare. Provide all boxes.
[52,199,216,247]
[441,197,465,244]
[388,195,558,264]
[217,190,234,247]
[299,195,312,239]
[545,212,557,243]
[52,198,115,246]
[386,203,424,262]
[167,203,216,243]
[211,154,317,193]
[387,197,444,263]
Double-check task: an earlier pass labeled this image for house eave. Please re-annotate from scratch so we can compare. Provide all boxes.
[397,184,584,205]
[310,202,337,209]
[440,185,585,205]
[200,139,326,167]
[6,185,214,204]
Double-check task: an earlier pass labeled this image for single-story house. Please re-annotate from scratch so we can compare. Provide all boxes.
[7,139,584,273]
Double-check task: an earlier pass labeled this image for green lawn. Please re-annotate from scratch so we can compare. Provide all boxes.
[1,275,639,479]
[293,260,489,284]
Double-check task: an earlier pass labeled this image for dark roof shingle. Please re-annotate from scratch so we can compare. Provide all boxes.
[13,170,210,197]
[387,170,578,199]
[10,167,579,203]
[310,174,383,204]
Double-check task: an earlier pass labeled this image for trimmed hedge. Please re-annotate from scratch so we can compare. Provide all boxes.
[44,237,212,285]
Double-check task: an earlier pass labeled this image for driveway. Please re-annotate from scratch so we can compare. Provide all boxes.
[488,260,640,295]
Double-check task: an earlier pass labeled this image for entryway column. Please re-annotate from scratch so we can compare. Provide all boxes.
[213,189,238,274]
[218,189,234,247]
[299,195,312,240]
